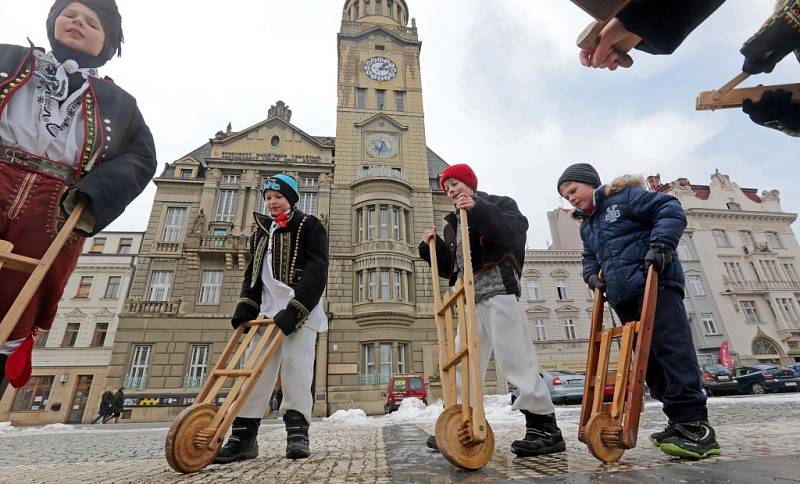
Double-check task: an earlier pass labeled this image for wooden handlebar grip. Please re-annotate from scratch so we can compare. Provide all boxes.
[577,21,634,68]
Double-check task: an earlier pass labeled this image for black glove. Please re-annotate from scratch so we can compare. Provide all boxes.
[740,5,800,74]
[586,274,606,292]
[742,89,800,136]
[644,244,673,273]
[273,308,299,336]
[231,301,259,330]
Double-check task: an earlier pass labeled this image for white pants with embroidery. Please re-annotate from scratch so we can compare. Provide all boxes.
[455,293,555,415]
[238,325,317,425]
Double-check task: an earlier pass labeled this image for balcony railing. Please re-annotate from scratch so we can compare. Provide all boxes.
[358,372,392,385]
[725,280,800,292]
[185,234,247,252]
[124,375,147,389]
[183,374,207,389]
[355,166,409,182]
[153,241,182,253]
[123,298,181,315]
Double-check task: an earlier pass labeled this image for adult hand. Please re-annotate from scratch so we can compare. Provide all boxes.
[644,244,673,273]
[422,226,437,244]
[742,89,800,135]
[455,193,475,210]
[579,19,641,70]
[740,7,800,74]
[586,274,606,292]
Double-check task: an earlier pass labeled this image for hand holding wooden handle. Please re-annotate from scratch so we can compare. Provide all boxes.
[577,20,634,68]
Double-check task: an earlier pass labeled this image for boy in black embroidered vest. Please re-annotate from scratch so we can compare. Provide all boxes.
[419,163,565,458]
[558,162,720,460]
[215,174,329,463]
[0,0,156,394]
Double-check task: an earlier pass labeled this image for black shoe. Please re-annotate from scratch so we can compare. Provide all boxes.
[284,410,310,459]
[213,417,260,464]
[650,421,676,446]
[511,412,566,457]
[425,434,439,452]
[659,420,721,460]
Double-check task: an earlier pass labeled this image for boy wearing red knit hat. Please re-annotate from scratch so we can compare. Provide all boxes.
[419,163,564,457]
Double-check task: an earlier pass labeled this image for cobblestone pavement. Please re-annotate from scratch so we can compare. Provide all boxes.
[1,394,799,483]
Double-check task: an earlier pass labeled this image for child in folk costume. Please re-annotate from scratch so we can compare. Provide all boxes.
[419,163,566,457]
[215,174,329,463]
[0,0,156,393]
[558,163,719,459]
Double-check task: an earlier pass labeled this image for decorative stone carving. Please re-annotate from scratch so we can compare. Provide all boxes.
[269,100,292,122]
[191,209,207,234]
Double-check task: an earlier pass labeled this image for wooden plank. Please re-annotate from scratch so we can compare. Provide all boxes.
[696,82,800,111]
[441,348,468,372]
[570,0,629,21]
[438,285,465,315]
[0,251,39,273]
[579,283,606,435]
[213,369,253,377]
[610,324,635,419]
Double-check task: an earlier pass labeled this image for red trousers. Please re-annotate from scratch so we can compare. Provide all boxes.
[0,155,84,342]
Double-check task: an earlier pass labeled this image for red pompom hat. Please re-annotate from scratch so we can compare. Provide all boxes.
[439,164,478,192]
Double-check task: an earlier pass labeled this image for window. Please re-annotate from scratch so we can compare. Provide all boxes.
[357,271,365,302]
[687,275,705,296]
[381,270,390,299]
[740,300,761,324]
[724,262,745,284]
[776,298,799,321]
[215,189,238,223]
[527,279,540,300]
[198,270,223,305]
[89,237,106,253]
[363,344,375,376]
[147,271,173,302]
[179,169,193,179]
[556,279,569,300]
[126,345,151,389]
[783,263,799,283]
[61,322,80,347]
[532,319,546,341]
[712,229,731,248]
[163,207,187,242]
[739,230,754,247]
[368,270,377,299]
[221,174,240,184]
[104,276,121,299]
[11,375,54,412]
[376,89,386,110]
[765,231,783,249]
[760,260,783,281]
[300,193,317,216]
[91,323,109,347]
[563,319,576,340]
[376,0,383,14]
[75,276,93,298]
[186,345,210,388]
[726,201,741,210]
[677,240,692,260]
[34,331,48,348]
[117,238,133,254]
[395,91,405,112]
[752,338,779,356]
[700,314,719,335]
[356,208,365,242]
[380,207,388,239]
[301,177,318,188]
[367,207,376,240]
[356,88,366,109]
[379,343,392,378]
[392,208,400,240]
[397,343,407,373]
[394,271,403,301]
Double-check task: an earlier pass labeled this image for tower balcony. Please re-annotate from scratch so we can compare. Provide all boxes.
[351,166,413,191]
[184,234,249,271]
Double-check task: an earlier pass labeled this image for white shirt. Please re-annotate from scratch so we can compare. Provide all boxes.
[259,221,327,333]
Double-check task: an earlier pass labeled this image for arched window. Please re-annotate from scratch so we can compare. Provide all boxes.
[752,337,779,355]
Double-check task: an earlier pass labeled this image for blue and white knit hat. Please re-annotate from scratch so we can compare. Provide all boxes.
[262,174,300,205]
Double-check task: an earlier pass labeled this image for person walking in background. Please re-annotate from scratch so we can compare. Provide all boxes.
[91,387,113,424]
[105,387,124,424]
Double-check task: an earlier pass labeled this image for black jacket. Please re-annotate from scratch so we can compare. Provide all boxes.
[231,210,329,327]
[418,192,527,298]
[617,0,726,54]
[0,43,157,236]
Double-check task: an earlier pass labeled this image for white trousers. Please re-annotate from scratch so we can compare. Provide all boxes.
[456,294,555,415]
[238,326,317,424]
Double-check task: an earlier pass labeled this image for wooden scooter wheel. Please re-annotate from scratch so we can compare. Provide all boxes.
[435,404,494,470]
[585,412,625,463]
[165,403,219,473]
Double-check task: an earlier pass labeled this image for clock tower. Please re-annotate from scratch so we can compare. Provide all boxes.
[319,0,449,414]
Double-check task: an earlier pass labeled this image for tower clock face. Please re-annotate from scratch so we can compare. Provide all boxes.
[367,133,397,158]
[363,56,397,81]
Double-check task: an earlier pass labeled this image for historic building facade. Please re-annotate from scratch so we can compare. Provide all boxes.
[0,232,142,425]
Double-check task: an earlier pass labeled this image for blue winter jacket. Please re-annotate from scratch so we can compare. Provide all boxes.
[576,176,687,306]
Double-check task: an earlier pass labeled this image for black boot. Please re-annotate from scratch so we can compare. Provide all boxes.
[511,411,566,457]
[650,420,677,446]
[283,410,310,459]
[659,420,721,459]
[425,434,439,451]
[213,417,260,464]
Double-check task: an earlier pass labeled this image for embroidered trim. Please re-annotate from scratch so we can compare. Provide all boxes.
[79,88,99,176]
[289,216,308,286]
[238,298,259,311]
[7,172,38,219]
[0,58,34,111]
[765,119,800,137]
[288,298,310,327]
[250,234,269,289]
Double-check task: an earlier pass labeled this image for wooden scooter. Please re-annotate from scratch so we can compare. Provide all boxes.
[428,208,494,470]
[165,318,285,473]
[578,267,657,463]
[0,199,87,347]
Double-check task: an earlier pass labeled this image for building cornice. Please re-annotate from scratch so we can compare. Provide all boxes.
[685,208,797,223]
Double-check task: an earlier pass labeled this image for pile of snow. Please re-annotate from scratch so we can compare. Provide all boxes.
[323,408,370,424]
[384,397,443,423]
[0,422,15,433]
[24,423,75,432]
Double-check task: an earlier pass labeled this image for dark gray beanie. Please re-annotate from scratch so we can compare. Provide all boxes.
[557,163,601,193]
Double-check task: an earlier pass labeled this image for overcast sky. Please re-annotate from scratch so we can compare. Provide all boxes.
[2,1,797,247]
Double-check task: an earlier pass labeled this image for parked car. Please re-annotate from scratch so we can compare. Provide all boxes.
[383,373,427,414]
[731,364,800,395]
[701,364,737,396]
[511,371,586,405]
[785,362,800,375]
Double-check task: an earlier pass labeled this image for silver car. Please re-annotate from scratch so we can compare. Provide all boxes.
[510,371,586,405]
